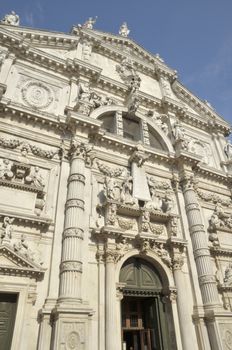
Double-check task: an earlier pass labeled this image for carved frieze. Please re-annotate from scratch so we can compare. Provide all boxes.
[0,136,59,159]
[97,160,125,177]
[197,189,231,206]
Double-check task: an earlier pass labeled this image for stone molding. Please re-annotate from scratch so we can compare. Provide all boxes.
[0,244,45,280]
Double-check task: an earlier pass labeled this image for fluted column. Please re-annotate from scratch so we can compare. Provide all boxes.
[105,251,118,350]
[181,176,220,307]
[58,140,87,303]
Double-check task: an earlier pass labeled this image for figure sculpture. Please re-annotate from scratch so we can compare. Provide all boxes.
[1,11,19,26]
[119,22,130,37]
[120,176,137,205]
[25,166,45,188]
[82,17,97,29]
[172,121,185,140]
[224,140,232,160]
[0,159,14,180]
[1,217,14,242]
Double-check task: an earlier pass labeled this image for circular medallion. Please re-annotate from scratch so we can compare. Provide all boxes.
[21,81,54,109]
[66,331,79,350]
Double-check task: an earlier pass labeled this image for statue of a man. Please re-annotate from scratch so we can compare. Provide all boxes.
[224,140,232,160]
[119,22,130,37]
[82,17,97,30]
[1,11,20,26]
[173,121,185,140]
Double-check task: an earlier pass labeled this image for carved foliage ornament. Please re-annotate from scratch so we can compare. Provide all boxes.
[97,160,124,177]
[21,81,54,110]
[0,136,58,159]
[197,189,231,206]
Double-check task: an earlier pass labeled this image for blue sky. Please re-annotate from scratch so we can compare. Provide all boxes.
[1,0,232,124]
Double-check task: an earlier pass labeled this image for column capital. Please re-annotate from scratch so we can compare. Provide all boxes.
[69,138,93,164]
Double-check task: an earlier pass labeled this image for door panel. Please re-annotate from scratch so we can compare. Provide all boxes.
[0,293,18,350]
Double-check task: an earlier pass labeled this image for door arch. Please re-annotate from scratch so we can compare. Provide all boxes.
[119,257,175,350]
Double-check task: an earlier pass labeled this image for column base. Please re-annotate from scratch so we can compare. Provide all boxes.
[193,306,232,350]
[205,309,232,350]
[50,304,94,350]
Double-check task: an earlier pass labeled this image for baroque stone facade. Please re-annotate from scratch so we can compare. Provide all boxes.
[0,12,232,350]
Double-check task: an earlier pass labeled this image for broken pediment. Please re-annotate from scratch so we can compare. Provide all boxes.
[0,244,45,280]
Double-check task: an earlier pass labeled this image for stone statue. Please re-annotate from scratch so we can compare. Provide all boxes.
[106,203,117,226]
[162,192,173,213]
[224,140,232,160]
[78,82,92,102]
[119,22,130,37]
[120,176,137,205]
[1,11,20,26]
[25,166,45,188]
[0,159,14,180]
[141,210,150,232]
[145,189,162,211]
[224,264,232,286]
[82,17,97,29]
[14,234,35,261]
[172,121,185,140]
[1,217,14,242]
[104,177,119,200]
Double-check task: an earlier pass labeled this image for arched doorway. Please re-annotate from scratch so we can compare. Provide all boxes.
[119,257,172,350]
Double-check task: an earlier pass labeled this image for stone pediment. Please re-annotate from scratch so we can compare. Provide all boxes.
[0,244,45,280]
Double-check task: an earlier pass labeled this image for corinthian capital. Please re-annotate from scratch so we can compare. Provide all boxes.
[69,139,93,163]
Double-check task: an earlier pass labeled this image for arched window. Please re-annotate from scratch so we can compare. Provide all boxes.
[98,111,168,152]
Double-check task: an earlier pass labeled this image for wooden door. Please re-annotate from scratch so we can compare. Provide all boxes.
[0,293,18,350]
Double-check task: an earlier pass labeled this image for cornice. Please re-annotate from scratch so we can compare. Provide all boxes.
[91,130,174,164]
[210,246,232,257]
[85,28,177,80]
[0,99,61,129]
[1,25,79,48]
[0,27,102,79]
[0,244,45,280]
[172,81,230,135]
[0,212,52,226]
[194,164,228,184]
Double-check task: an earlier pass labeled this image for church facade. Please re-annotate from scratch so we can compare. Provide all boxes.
[1,12,232,350]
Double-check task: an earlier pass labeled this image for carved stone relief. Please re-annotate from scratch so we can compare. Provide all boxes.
[81,40,92,61]
[0,218,43,265]
[188,139,213,165]
[21,80,54,110]
[74,83,116,115]
[0,136,59,159]
[147,110,168,135]
[116,58,141,91]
